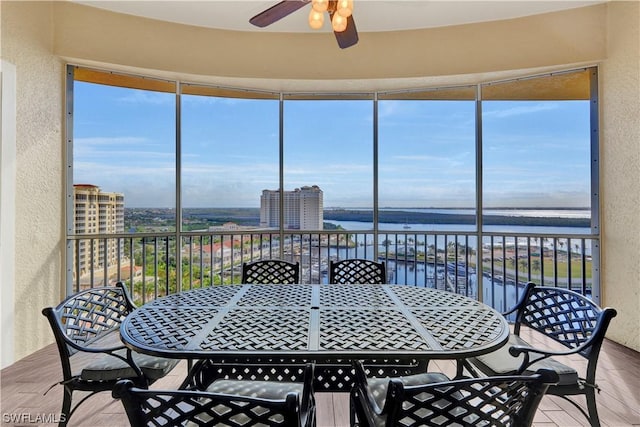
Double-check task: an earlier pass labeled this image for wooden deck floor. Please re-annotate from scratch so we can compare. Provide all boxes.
[2,329,639,426]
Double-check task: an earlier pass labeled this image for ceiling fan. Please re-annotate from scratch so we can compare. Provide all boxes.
[250,0,359,49]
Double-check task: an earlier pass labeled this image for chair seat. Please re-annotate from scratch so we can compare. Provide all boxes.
[206,378,305,400]
[468,334,579,386]
[81,350,179,382]
[182,376,309,427]
[363,372,450,411]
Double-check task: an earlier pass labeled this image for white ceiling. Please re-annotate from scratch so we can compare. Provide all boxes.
[74,0,605,33]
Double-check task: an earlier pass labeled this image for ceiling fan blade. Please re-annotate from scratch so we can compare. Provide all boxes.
[250,1,311,28]
[333,14,358,49]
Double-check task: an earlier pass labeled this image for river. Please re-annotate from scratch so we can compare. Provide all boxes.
[319,212,593,311]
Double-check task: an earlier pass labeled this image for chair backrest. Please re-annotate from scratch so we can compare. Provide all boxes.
[242,259,300,284]
[114,363,315,427]
[384,370,557,427]
[114,380,301,427]
[329,259,386,284]
[42,282,135,377]
[514,283,617,361]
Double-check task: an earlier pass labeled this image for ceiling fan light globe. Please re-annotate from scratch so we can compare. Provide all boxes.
[336,0,353,17]
[331,13,347,32]
[312,0,329,13]
[308,9,324,29]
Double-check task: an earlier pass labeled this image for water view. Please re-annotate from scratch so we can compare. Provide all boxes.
[316,207,593,311]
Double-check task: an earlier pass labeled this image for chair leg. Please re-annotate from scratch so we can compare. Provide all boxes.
[349,389,358,427]
[349,389,370,427]
[59,387,72,427]
[585,388,601,427]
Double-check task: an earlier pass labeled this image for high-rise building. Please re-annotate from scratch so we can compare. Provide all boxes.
[73,184,125,283]
[260,185,323,230]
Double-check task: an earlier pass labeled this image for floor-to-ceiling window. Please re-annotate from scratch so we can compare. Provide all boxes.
[376,87,478,291]
[68,66,598,299]
[479,70,595,303]
[70,69,176,290]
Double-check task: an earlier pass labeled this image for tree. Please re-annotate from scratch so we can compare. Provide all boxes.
[532,259,541,273]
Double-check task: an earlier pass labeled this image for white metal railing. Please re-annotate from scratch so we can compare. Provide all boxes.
[67,229,598,312]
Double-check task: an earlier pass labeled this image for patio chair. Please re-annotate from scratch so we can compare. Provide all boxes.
[350,359,558,427]
[329,258,386,284]
[114,362,316,427]
[242,259,300,284]
[460,282,617,427]
[42,282,179,427]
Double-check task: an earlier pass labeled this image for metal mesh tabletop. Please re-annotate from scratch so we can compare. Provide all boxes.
[121,284,509,360]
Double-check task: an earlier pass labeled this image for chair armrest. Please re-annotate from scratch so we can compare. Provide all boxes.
[501,281,536,317]
[501,304,520,317]
[68,340,127,354]
[115,281,137,311]
[353,360,402,416]
[508,342,589,374]
[509,306,617,373]
[65,329,128,354]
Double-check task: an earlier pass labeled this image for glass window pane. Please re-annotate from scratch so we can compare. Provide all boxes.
[73,81,176,233]
[482,99,591,233]
[378,99,477,231]
[181,95,279,230]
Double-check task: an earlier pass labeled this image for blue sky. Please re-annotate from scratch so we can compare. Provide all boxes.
[73,81,591,209]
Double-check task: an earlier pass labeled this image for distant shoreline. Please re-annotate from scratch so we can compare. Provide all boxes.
[324,209,590,227]
[126,207,591,228]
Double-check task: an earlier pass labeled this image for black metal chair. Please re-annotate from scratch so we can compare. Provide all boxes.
[460,282,617,427]
[114,362,316,427]
[351,359,558,427]
[329,259,386,284]
[42,282,179,426]
[242,259,300,284]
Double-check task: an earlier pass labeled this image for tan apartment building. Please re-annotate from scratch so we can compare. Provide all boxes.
[260,185,324,230]
[72,184,126,287]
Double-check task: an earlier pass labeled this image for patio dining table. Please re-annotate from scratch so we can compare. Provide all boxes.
[120,284,510,362]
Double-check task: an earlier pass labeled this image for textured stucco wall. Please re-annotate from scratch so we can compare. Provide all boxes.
[52,1,606,91]
[1,1,64,362]
[600,1,640,351]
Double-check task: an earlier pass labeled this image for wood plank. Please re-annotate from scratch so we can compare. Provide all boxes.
[315,393,336,427]
[2,339,639,427]
[331,393,351,427]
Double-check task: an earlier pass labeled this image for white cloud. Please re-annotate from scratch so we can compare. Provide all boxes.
[483,103,557,119]
[75,136,149,145]
[118,91,174,105]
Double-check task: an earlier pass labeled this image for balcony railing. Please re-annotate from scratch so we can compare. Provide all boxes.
[67,229,598,312]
